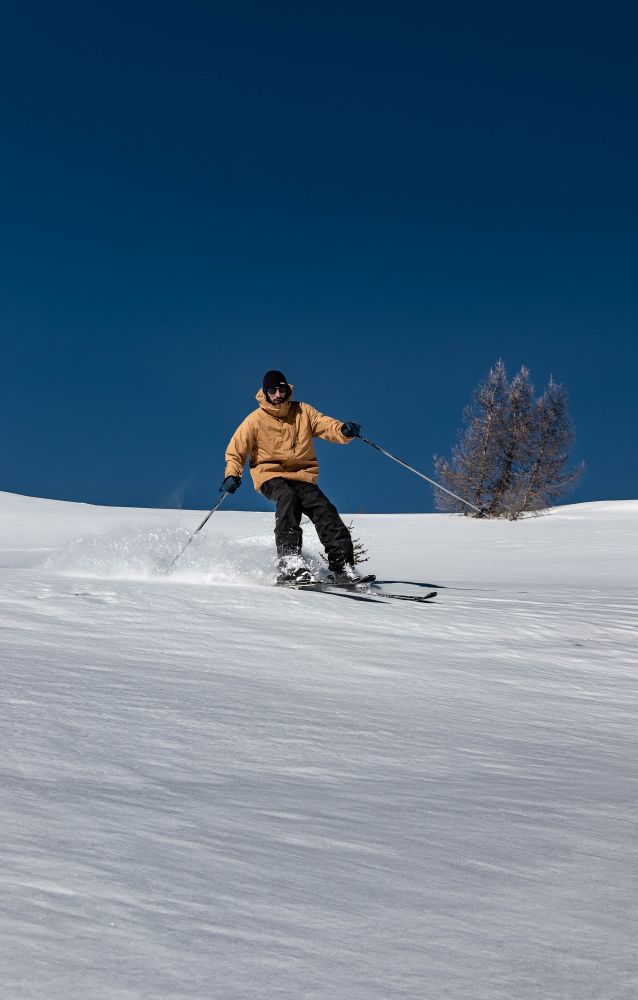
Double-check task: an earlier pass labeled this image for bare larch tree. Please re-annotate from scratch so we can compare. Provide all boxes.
[434,361,584,518]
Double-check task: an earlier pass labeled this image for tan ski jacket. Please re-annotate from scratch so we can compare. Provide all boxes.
[225,386,352,492]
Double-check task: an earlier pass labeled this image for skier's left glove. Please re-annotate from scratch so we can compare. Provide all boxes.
[341,422,361,438]
[220,475,241,494]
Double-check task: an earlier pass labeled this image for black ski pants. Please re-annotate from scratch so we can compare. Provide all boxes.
[261,478,354,571]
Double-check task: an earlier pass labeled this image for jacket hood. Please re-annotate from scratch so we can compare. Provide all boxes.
[256,384,294,418]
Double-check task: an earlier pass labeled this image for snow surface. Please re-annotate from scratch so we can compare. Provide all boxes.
[1,490,637,1000]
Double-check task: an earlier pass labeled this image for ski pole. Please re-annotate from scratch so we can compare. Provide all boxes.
[165,492,229,572]
[356,434,485,516]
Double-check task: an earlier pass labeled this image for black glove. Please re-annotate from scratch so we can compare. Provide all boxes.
[220,475,241,494]
[341,422,361,438]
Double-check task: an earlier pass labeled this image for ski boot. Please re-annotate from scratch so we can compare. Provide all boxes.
[276,554,316,586]
[328,563,376,587]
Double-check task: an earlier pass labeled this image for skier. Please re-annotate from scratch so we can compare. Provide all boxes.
[220,370,371,585]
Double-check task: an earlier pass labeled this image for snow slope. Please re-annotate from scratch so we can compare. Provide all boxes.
[1,491,637,1000]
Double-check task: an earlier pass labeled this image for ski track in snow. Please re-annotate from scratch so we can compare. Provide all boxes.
[1,492,637,1000]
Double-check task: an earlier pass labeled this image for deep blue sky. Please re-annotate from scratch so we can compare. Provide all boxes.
[1,1,636,513]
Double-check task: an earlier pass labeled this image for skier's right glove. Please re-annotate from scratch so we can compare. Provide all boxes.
[220,475,241,494]
[341,422,361,438]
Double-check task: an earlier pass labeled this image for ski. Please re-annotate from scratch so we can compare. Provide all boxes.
[373,590,437,603]
[277,581,385,603]
[277,581,437,604]
[359,583,437,603]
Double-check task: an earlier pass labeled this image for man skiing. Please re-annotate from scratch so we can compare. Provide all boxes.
[221,370,372,586]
